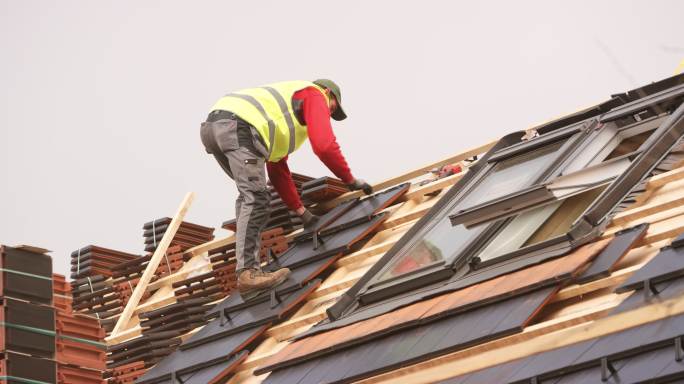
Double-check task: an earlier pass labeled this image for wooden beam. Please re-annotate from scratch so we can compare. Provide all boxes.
[402,172,464,201]
[108,192,195,340]
[647,164,684,189]
[183,233,236,257]
[610,186,684,227]
[320,140,496,210]
[146,253,212,292]
[552,264,642,302]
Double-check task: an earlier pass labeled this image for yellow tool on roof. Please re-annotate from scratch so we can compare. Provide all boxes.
[676,58,684,74]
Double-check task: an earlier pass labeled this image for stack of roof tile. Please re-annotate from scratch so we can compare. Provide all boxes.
[105,300,214,381]
[106,361,146,384]
[112,278,152,308]
[106,331,182,374]
[170,228,292,305]
[54,273,106,384]
[172,270,229,303]
[53,273,72,313]
[71,246,140,280]
[70,246,185,330]
[143,218,215,253]
[301,176,349,204]
[0,245,57,383]
[139,298,214,338]
[111,245,186,281]
[71,275,122,321]
[170,244,241,303]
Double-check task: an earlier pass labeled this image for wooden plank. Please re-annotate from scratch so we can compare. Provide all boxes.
[401,172,464,201]
[643,213,684,244]
[604,204,684,238]
[615,164,684,211]
[647,164,684,189]
[108,192,195,340]
[319,140,497,210]
[183,233,236,257]
[146,253,212,292]
[359,289,684,384]
[610,188,684,227]
[553,263,643,302]
[379,196,442,231]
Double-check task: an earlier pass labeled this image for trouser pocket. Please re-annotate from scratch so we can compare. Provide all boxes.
[212,119,240,152]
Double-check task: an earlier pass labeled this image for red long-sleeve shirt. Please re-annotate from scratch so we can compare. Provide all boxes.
[267,87,354,211]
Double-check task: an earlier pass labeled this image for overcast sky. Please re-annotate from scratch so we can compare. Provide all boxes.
[2,0,683,277]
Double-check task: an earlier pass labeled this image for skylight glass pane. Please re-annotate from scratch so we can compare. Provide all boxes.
[476,185,605,262]
[376,141,564,282]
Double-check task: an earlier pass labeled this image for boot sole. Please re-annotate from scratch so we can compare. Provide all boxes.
[238,272,290,301]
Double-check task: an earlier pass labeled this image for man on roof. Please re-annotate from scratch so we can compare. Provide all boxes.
[200,79,373,298]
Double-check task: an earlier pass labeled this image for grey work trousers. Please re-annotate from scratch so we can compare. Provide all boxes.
[200,114,271,272]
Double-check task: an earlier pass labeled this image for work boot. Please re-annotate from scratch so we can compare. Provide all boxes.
[237,267,291,299]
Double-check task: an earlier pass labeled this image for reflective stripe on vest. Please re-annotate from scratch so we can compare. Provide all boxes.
[210,81,328,162]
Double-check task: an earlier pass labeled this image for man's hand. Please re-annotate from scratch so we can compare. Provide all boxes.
[347,178,373,195]
[300,209,320,229]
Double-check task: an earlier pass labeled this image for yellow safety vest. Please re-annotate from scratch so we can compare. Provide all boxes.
[210,81,329,162]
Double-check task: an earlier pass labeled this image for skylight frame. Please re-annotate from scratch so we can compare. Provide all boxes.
[357,122,593,301]
[353,108,682,309]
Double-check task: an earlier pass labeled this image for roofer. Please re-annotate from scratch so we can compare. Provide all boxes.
[200,79,373,298]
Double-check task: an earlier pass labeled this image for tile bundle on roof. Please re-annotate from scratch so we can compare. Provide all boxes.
[111,245,186,281]
[139,297,214,338]
[70,245,140,280]
[71,274,124,322]
[107,331,183,371]
[300,176,349,204]
[1,246,107,383]
[70,246,186,329]
[0,351,57,384]
[54,271,107,384]
[0,245,58,383]
[143,218,215,253]
[106,361,146,384]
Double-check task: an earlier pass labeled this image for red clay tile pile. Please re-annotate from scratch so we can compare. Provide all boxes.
[54,273,106,384]
[106,361,146,384]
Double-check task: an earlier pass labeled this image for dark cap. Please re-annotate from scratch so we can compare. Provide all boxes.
[313,79,347,121]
